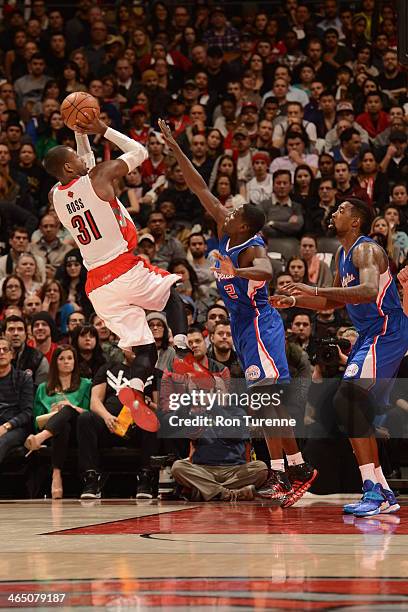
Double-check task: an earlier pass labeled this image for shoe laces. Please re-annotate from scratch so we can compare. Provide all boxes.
[228,489,238,502]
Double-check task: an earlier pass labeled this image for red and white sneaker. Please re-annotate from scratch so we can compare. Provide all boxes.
[281,463,318,508]
[118,387,159,433]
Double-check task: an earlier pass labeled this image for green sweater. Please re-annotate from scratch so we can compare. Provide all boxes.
[33,378,91,431]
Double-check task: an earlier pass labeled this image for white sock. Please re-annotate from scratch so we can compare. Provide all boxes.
[359,462,377,484]
[270,459,285,472]
[286,452,304,466]
[173,334,188,349]
[374,466,390,491]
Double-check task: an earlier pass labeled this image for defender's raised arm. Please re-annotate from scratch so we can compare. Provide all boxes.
[158,119,227,233]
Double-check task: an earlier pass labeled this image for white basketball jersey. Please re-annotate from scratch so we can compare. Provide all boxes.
[52,174,138,270]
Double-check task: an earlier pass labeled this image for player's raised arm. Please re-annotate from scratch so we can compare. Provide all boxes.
[74,115,148,192]
[211,245,273,282]
[158,119,227,232]
[398,265,408,316]
[75,133,95,170]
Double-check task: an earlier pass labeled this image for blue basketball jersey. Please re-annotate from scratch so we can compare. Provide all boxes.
[338,235,403,334]
[212,234,290,386]
[214,234,269,319]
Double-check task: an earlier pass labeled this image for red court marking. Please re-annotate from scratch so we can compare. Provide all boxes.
[49,504,408,536]
[0,578,407,609]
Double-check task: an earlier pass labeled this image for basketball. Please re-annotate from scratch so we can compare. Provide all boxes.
[60,92,100,130]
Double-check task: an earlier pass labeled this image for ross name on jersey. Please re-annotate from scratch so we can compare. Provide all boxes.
[66,198,84,214]
[341,272,356,287]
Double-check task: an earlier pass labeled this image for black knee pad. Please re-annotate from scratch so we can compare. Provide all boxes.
[163,286,188,337]
[333,381,375,437]
[131,342,158,384]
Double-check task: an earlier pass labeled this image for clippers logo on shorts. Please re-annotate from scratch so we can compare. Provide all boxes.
[344,363,359,377]
[245,365,261,381]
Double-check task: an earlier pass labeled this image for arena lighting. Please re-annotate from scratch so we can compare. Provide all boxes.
[397,0,408,65]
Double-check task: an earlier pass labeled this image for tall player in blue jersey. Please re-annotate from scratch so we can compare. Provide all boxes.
[273,198,408,517]
[159,119,317,506]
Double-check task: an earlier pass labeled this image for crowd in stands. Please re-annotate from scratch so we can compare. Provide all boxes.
[0,0,407,500]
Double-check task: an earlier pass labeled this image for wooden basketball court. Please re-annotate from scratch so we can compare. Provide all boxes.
[1,497,407,609]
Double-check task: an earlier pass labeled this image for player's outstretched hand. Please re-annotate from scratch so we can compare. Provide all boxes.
[283,282,315,297]
[398,265,408,286]
[210,251,236,276]
[73,113,107,135]
[158,118,177,148]
[269,295,296,309]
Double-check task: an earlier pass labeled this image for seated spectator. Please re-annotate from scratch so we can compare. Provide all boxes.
[290,311,315,360]
[30,213,72,277]
[4,315,49,386]
[370,216,400,266]
[272,102,317,149]
[15,253,43,296]
[299,234,333,287]
[383,205,408,261]
[90,314,124,366]
[144,211,186,269]
[31,311,59,363]
[24,345,91,499]
[245,152,273,206]
[0,336,33,467]
[378,131,408,185]
[206,129,224,160]
[292,164,318,211]
[140,132,166,189]
[35,111,65,160]
[389,183,408,233]
[209,154,239,193]
[77,348,159,499]
[167,327,266,501]
[38,280,74,336]
[55,249,93,321]
[318,152,335,179]
[13,54,50,110]
[261,169,304,240]
[190,132,214,184]
[315,90,337,138]
[332,128,363,174]
[207,319,243,378]
[187,232,215,295]
[0,227,45,284]
[334,160,370,205]
[71,325,107,379]
[230,126,256,186]
[60,310,86,344]
[356,150,388,207]
[373,106,406,149]
[325,101,370,150]
[286,256,308,284]
[18,143,50,215]
[356,92,390,140]
[270,131,318,178]
[305,177,337,235]
[23,294,42,318]
[0,274,25,320]
[203,7,239,53]
[146,312,175,374]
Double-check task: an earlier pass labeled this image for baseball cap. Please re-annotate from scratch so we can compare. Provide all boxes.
[390,130,407,143]
[241,101,258,113]
[139,233,155,244]
[337,101,354,113]
[105,35,125,47]
[130,104,147,115]
[234,126,249,137]
[146,311,167,326]
[240,31,253,41]
[183,79,198,89]
[252,151,270,165]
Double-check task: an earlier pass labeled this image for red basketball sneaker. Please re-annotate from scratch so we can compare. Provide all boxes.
[118,387,160,432]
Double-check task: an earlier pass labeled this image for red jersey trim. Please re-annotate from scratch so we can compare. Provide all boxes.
[86,251,170,294]
[58,177,80,191]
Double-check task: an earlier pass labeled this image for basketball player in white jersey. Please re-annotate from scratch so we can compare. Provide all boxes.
[43,114,188,422]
